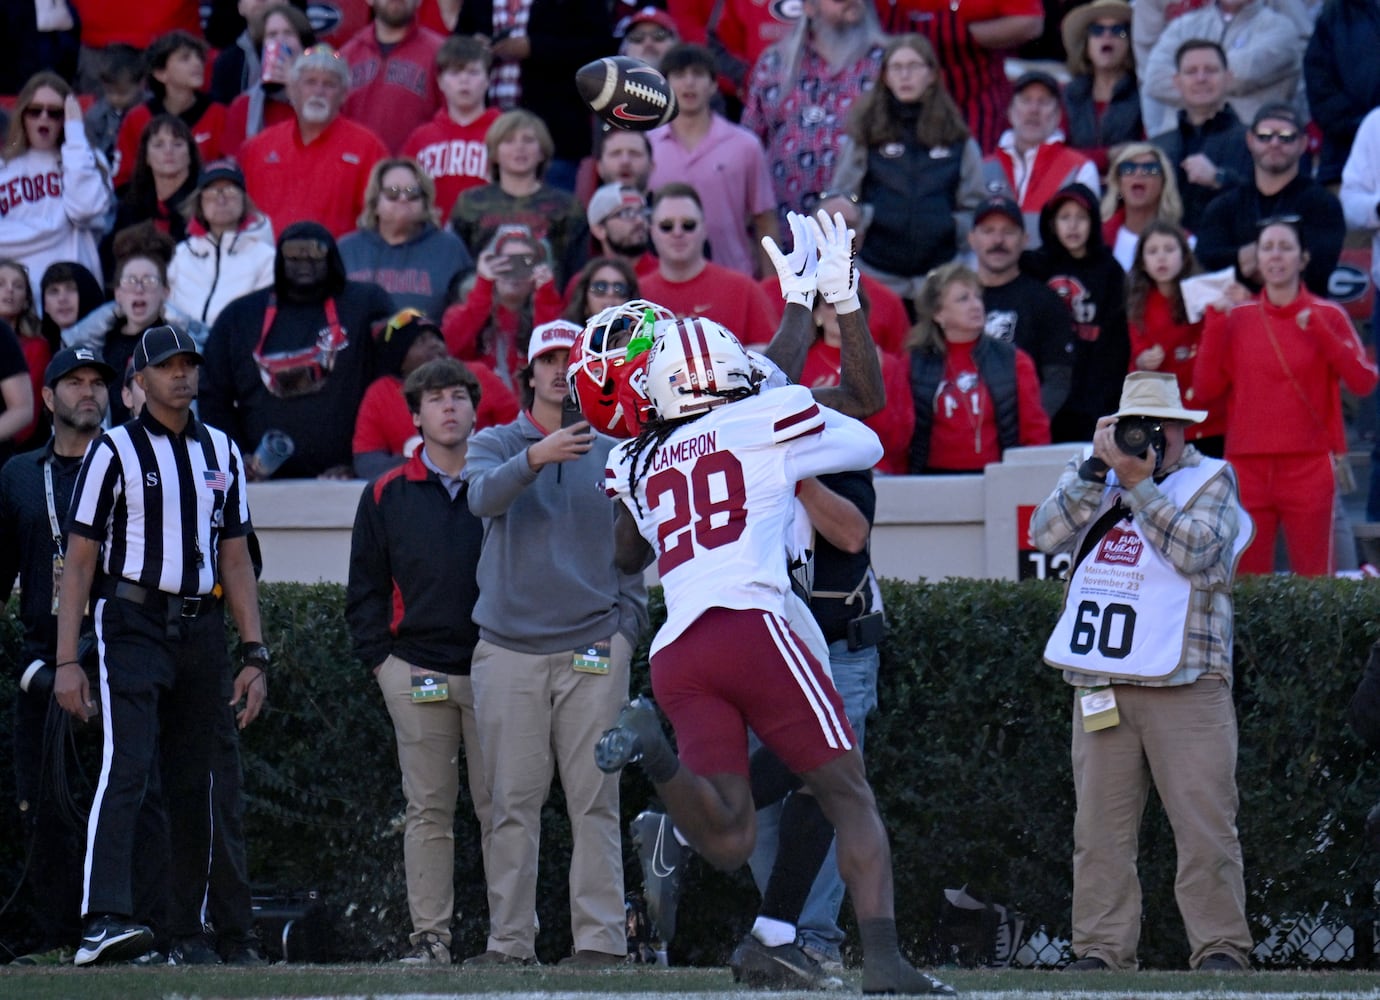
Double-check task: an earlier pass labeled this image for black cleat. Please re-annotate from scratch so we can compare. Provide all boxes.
[596,697,673,776]
[630,810,685,943]
[730,933,844,991]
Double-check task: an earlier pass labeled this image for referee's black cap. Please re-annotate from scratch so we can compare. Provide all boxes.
[133,325,204,372]
[45,346,117,388]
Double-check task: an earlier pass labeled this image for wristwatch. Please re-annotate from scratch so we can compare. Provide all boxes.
[238,641,271,670]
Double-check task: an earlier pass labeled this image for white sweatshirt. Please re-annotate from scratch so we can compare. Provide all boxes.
[0,130,113,294]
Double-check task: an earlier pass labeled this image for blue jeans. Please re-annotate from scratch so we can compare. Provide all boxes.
[748,639,881,959]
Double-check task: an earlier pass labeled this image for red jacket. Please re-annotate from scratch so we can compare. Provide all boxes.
[340,23,446,153]
[988,141,1094,215]
[440,277,563,393]
[1128,287,1224,441]
[1194,289,1378,455]
[240,116,389,238]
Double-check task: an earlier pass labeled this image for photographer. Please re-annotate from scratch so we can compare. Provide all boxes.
[439,225,562,395]
[1029,371,1255,974]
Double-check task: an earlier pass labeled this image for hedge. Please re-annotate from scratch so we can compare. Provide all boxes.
[1,576,1378,967]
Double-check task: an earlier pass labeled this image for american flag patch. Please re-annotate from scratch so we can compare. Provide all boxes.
[203,470,229,491]
[668,371,684,387]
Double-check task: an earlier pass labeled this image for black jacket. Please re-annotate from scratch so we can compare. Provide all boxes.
[346,450,483,675]
[200,222,395,477]
[1151,105,1254,231]
[0,441,92,671]
[1063,73,1143,156]
[1305,0,1380,185]
[1024,183,1130,442]
[1195,173,1346,297]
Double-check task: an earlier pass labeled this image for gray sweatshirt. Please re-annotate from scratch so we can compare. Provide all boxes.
[464,411,648,654]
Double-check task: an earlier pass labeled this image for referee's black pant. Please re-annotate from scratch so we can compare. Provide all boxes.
[84,593,232,939]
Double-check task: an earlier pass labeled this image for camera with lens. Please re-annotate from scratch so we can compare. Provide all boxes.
[1113,415,1166,460]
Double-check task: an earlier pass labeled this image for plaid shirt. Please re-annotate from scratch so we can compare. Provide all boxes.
[1029,446,1243,688]
[741,39,883,230]
[489,0,531,109]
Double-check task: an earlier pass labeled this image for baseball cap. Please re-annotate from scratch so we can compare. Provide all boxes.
[44,346,117,388]
[587,183,646,227]
[133,325,205,372]
[198,158,246,191]
[615,7,679,38]
[527,319,582,363]
[1250,102,1303,130]
[1012,70,1061,98]
[973,194,1024,229]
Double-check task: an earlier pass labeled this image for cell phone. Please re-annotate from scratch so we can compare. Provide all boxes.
[846,611,885,651]
[560,393,584,429]
[503,252,535,280]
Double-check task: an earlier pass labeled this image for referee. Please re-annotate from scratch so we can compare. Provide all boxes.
[54,326,270,967]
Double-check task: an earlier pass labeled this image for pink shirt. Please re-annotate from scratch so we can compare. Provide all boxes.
[648,114,776,277]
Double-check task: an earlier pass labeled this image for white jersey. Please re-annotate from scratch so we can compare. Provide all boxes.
[605,383,883,656]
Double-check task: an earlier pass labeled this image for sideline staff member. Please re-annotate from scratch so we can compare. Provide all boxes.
[1029,371,1254,973]
[54,326,270,966]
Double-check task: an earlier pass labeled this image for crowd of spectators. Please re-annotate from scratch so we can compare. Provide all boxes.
[2,0,1380,968]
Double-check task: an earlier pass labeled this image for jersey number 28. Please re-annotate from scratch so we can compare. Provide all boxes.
[646,452,748,573]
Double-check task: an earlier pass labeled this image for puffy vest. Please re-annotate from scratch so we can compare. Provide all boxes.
[859,138,965,277]
[908,335,1020,473]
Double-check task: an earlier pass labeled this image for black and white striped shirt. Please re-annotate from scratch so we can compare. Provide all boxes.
[68,410,252,596]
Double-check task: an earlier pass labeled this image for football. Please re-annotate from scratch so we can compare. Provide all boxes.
[575,56,678,131]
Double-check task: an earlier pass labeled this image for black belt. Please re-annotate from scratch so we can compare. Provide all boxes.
[101,579,220,621]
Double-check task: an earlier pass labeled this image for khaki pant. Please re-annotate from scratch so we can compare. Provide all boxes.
[470,635,630,958]
[377,656,492,948]
[1070,677,1252,969]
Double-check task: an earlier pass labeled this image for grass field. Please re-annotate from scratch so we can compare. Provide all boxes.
[4,964,1380,1000]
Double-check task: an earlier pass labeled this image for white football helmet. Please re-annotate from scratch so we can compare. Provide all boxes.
[643,316,759,422]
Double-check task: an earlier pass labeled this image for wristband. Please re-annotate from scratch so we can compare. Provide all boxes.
[832,293,861,316]
[55,660,81,669]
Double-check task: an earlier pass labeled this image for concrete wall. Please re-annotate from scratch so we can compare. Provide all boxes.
[248,444,1087,585]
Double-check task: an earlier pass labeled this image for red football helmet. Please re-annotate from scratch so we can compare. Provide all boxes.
[567,299,673,437]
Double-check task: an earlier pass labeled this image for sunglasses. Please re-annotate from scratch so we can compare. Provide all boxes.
[1087,23,1129,38]
[657,219,699,233]
[119,275,163,290]
[1253,128,1300,145]
[24,105,63,120]
[1116,160,1163,177]
[381,185,423,202]
[627,29,672,44]
[281,239,329,260]
[608,206,648,222]
[590,280,631,297]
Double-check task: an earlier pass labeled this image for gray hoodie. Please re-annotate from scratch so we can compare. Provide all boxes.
[464,411,648,654]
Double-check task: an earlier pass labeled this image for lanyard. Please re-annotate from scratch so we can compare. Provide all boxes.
[44,458,64,558]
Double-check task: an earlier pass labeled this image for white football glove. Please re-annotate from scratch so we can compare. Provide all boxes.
[809,209,860,314]
[761,211,818,309]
